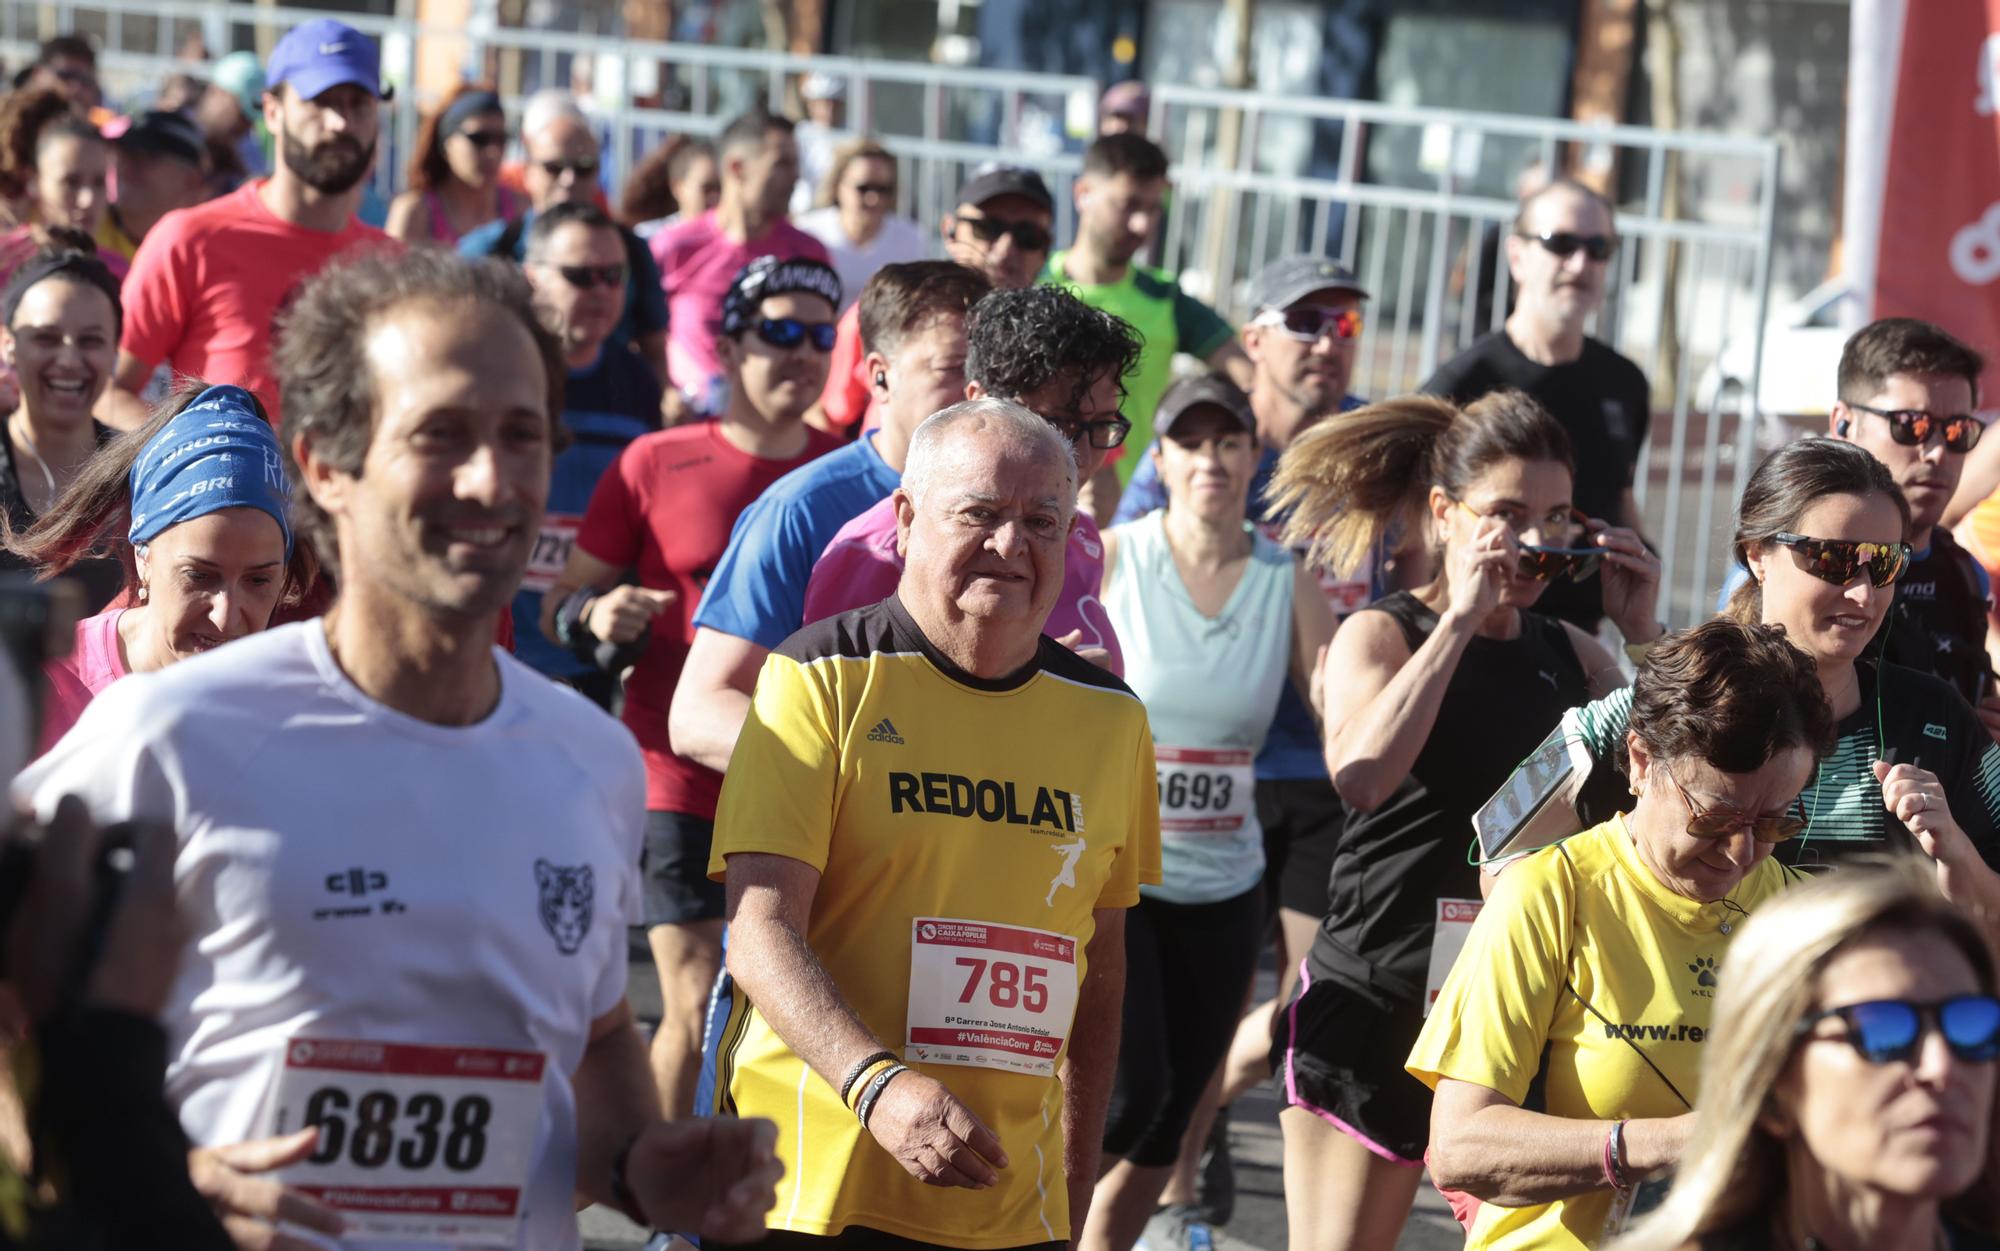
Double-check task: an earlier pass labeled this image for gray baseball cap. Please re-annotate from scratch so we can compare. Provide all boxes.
[1155,374,1254,441]
[1246,255,1370,313]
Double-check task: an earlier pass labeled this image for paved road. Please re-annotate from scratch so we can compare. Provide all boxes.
[584,940,1464,1251]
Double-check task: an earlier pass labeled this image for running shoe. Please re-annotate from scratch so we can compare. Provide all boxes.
[1143,1203,1217,1251]
[1195,1112,1235,1226]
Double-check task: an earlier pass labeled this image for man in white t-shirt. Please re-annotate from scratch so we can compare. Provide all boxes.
[16,248,781,1251]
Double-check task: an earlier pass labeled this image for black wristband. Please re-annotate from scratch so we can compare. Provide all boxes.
[855,1063,909,1128]
[610,1127,648,1227]
[838,1050,897,1106]
[554,587,600,655]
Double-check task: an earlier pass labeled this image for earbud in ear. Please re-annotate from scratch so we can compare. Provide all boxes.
[874,372,887,388]
[1835,418,1850,437]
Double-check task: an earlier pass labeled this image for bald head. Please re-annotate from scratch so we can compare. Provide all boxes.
[524,114,600,211]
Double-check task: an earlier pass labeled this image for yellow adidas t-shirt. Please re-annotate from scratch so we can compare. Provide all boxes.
[708,596,1163,1248]
[1406,816,1802,1250]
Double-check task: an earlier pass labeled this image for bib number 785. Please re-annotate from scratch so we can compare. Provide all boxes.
[955,956,1050,1013]
[305,1087,493,1172]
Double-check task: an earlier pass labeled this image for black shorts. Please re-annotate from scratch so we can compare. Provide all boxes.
[642,810,726,926]
[1269,963,1430,1165]
[706,1228,1063,1251]
[1256,777,1343,918]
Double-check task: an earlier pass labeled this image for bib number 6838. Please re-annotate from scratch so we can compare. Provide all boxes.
[304,1087,493,1172]
[955,956,1050,1013]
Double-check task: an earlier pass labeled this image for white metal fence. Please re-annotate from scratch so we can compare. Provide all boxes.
[3,0,1781,624]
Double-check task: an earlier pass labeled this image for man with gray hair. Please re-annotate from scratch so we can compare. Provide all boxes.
[705,397,1162,1251]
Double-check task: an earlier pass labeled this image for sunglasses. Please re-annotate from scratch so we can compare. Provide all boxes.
[1519,231,1618,262]
[1797,996,2000,1065]
[538,158,599,179]
[850,182,896,198]
[1769,533,1912,588]
[956,214,1053,254]
[753,317,838,352]
[1517,546,1603,583]
[557,263,624,290]
[1047,415,1131,450]
[1665,769,1807,843]
[456,129,508,150]
[1259,307,1365,343]
[1847,401,1984,454]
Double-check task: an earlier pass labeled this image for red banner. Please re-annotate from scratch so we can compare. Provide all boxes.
[1872,0,2000,395]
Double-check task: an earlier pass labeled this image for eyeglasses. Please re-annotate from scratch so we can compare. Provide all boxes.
[1846,401,1985,454]
[1769,533,1912,588]
[850,182,896,198]
[456,129,508,150]
[1046,414,1132,450]
[1797,996,2000,1065]
[556,263,625,290]
[1663,768,1807,843]
[1516,546,1603,583]
[538,158,599,180]
[1518,231,1618,262]
[753,317,838,353]
[955,214,1053,254]
[1257,307,1365,343]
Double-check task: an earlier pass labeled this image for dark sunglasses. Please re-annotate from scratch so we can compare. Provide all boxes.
[456,129,509,149]
[1798,996,2000,1065]
[957,214,1053,254]
[1519,231,1618,262]
[1047,415,1131,450]
[538,158,599,179]
[753,317,838,352]
[1665,769,1807,843]
[1769,533,1912,588]
[850,182,896,198]
[1265,307,1364,343]
[557,263,624,290]
[1847,401,1984,454]
[1517,546,1603,583]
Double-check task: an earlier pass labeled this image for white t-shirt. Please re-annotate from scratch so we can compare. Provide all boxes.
[15,621,645,1251]
[795,207,930,311]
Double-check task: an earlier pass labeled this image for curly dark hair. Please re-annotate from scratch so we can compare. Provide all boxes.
[1620,619,1836,778]
[963,285,1141,418]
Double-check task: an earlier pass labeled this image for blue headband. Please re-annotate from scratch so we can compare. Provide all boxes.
[128,385,294,560]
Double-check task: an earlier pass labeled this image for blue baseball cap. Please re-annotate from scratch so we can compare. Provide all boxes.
[266,19,391,102]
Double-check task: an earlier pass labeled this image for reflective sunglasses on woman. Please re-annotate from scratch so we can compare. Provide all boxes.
[1663,768,1808,842]
[1846,401,1984,454]
[1518,231,1617,261]
[1515,545,1602,583]
[1256,306,1364,343]
[754,317,838,353]
[1797,995,2000,1064]
[1769,533,1912,588]
[456,129,508,150]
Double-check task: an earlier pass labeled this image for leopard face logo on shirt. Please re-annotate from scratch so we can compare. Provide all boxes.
[534,860,595,956]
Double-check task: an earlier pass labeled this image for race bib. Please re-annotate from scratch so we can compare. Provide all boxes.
[1423,898,1483,1017]
[521,514,581,594]
[906,918,1081,1078]
[267,1038,546,1245]
[1155,747,1254,837]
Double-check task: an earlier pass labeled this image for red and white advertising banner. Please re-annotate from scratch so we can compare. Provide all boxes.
[1848,0,2000,400]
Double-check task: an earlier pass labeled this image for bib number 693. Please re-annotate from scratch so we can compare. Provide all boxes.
[304,1087,493,1172]
[955,956,1050,1013]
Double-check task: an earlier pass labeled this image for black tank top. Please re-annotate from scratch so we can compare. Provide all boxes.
[1306,590,1590,1006]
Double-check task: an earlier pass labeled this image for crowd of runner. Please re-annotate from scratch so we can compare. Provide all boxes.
[2,19,2000,1251]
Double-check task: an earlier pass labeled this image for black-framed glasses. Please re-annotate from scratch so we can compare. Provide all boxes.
[1259,307,1364,343]
[538,158,599,179]
[1846,401,1984,454]
[1517,546,1604,583]
[1519,231,1617,262]
[956,214,1053,254]
[556,263,624,290]
[753,317,838,353]
[456,129,509,149]
[1769,533,1912,588]
[1797,996,2000,1065]
[1664,768,1807,843]
[1046,414,1131,450]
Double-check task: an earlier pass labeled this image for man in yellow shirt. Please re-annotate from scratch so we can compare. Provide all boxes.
[707,397,1163,1249]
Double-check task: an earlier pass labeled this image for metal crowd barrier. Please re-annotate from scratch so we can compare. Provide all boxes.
[2,0,1781,625]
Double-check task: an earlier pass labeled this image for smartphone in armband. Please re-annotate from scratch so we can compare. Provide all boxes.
[1471,708,1596,866]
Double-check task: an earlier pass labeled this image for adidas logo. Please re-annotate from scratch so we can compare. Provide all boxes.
[866,718,906,745]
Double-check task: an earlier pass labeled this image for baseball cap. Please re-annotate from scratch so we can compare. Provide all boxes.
[956,165,1054,215]
[721,256,843,335]
[1246,255,1370,314]
[267,19,391,102]
[1100,80,1150,121]
[800,72,845,102]
[114,110,206,166]
[1154,374,1254,441]
[209,50,265,118]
